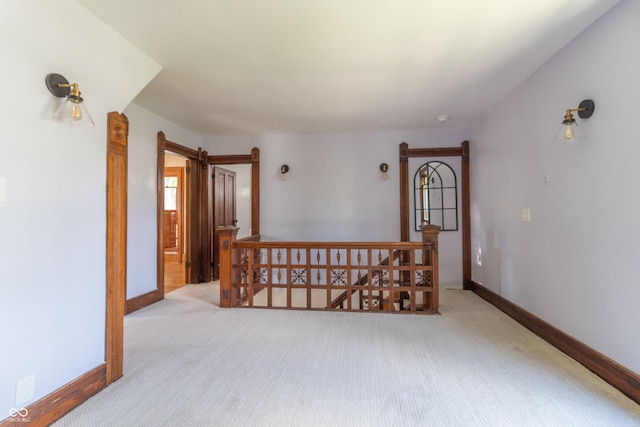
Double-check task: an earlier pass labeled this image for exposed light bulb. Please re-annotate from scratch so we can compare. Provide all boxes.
[70,103,83,121]
[563,124,575,140]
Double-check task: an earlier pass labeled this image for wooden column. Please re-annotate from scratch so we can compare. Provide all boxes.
[461,141,471,290]
[251,147,260,235]
[421,224,441,314]
[156,132,166,296]
[199,149,211,282]
[218,226,239,308]
[106,112,128,384]
[399,142,409,241]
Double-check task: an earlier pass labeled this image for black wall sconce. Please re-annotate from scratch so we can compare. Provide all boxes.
[45,73,94,126]
[379,163,389,180]
[555,99,595,143]
[280,164,289,181]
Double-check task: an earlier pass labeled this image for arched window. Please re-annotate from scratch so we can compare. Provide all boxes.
[413,161,458,231]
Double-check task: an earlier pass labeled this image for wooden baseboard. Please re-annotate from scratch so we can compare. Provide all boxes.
[469,280,640,405]
[126,289,163,314]
[0,364,107,427]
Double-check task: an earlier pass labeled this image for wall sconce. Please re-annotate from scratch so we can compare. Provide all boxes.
[555,99,594,143]
[379,163,389,180]
[45,73,94,126]
[280,164,289,181]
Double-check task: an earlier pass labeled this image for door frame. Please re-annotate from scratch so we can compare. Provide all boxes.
[157,132,210,292]
[208,148,260,236]
[399,141,471,289]
[207,148,260,282]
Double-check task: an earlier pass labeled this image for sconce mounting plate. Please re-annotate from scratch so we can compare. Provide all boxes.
[45,73,71,97]
[577,99,595,119]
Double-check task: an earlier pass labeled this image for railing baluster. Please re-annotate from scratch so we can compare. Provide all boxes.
[306,247,312,309]
[409,250,418,313]
[287,248,292,308]
[266,247,272,308]
[245,247,252,308]
[357,249,363,310]
[346,248,352,311]
[326,248,331,309]
[316,249,321,285]
[367,249,373,311]
[387,247,393,312]
[277,248,282,285]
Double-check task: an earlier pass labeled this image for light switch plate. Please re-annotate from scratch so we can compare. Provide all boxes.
[15,374,35,407]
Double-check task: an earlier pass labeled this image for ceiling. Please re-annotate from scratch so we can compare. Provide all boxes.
[77,0,619,135]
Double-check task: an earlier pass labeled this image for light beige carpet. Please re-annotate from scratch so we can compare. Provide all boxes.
[53,285,640,426]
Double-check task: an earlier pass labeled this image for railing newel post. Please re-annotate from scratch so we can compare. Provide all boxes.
[218,226,239,308]
[421,223,441,313]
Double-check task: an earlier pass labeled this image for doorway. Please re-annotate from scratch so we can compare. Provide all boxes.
[211,166,237,280]
[157,132,210,296]
[207,149,260,286]
[163,159,188,293]
[399,141,471,289]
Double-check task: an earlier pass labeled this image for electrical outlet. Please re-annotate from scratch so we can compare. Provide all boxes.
[521,208,531,222]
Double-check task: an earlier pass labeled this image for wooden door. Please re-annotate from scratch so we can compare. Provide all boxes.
[212,166,236,280]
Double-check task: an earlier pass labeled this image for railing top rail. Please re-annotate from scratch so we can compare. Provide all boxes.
[232,241,425,249]
[237,234,261,242]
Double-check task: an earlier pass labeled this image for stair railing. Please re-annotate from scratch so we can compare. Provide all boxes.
[217,225,440,314]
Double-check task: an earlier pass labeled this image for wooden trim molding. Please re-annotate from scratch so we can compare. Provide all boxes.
[251,147,260,235]
[399,142,409,242]
[406,146,462,158]
[164,138,199,159]
[126,289,163,314]
[207,154,252,164]
[0,364,106,427]
[156,133,166,296]
[470,280,640,405]
[460,141,471,289]
[199,148,211,282]
[106,112,128,385]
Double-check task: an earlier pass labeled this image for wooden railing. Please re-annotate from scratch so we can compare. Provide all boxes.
[218,225,440,314]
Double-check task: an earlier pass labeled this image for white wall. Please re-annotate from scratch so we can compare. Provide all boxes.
[124,104,203,298]
[0,0,160,413]
[204,127,470,287]
[470,0,640,374]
